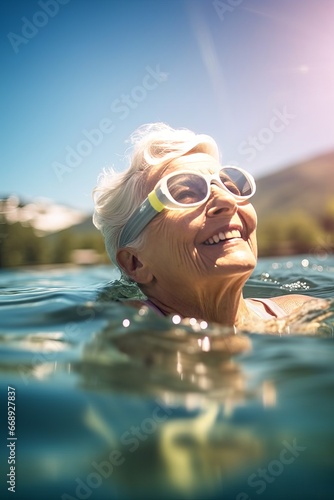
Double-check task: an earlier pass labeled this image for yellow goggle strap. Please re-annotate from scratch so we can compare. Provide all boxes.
[148,191,165,212]
[119,191,164,247]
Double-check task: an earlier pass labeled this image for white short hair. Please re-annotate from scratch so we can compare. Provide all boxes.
[92,123,220,268]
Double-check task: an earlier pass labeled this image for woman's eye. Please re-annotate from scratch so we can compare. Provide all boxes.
[224,181,241,195]
[173,188,198,203]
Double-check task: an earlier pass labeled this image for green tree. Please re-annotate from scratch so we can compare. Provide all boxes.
[50,229,74,264]
[257,211,324,256]
[0,221,49,267]
[321,197,334,237]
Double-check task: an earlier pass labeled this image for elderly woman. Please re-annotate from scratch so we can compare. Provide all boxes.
[93,123,311,329]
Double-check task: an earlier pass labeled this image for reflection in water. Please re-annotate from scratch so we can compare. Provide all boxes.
[261,380,277,407]
[0,257,333,499]
[67,309,273,499]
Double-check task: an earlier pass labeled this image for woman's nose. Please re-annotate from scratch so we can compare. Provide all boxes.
[205,184,238,217]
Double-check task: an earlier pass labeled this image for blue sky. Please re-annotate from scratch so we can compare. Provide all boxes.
[1,0,334,212]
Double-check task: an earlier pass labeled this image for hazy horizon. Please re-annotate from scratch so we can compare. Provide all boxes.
[2,145,334,213]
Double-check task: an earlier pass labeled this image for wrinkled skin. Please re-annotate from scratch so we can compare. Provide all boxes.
[117,154,311,327]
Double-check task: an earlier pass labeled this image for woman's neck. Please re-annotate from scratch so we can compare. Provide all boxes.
[144,277,253,327]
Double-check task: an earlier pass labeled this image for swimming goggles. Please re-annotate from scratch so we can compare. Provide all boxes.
[119,166,256,248]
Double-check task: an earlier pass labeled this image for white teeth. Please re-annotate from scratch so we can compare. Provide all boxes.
[204,229,241,245]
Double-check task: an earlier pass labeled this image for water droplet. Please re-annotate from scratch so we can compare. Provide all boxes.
[172,314,181,325]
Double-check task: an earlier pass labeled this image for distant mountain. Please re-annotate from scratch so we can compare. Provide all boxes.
[64,214,96,235]
[252,150,334,221]
[0,195,89,235]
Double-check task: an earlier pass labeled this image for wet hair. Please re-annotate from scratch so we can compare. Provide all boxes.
[92,122,220,269]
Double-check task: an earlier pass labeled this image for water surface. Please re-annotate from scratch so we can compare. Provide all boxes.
[0,255,333,500]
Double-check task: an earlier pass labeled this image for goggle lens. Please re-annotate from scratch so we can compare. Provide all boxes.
[166,168,253,206]
[167,174,208,205]
[220,168,253,197]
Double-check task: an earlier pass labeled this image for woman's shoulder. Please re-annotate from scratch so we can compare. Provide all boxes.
[270,294,314,315]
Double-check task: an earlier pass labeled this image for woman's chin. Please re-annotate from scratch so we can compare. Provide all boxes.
[201,239,257,270]
[218,252,257,274]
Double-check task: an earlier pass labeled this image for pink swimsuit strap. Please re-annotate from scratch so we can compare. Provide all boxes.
[144,299,166,316]
[145,298,287,320]
[246,298,286,319]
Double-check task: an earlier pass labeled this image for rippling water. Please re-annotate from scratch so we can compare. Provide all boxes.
[0,255,333,500]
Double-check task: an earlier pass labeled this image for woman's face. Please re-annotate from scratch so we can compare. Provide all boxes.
[139,154,258,290]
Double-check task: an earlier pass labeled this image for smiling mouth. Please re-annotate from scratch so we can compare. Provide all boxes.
[203,229,242,245]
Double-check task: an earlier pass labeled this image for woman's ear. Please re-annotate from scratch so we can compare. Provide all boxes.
[116,249,153,284]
